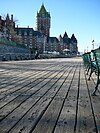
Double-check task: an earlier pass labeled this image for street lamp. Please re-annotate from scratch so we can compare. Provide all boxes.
[87,46,88,52]
[92,40,94,50]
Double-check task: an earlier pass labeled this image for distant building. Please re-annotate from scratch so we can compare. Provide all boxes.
[0,4,78,55]
[15,27,34,48]
[70,34,78,54]
[15,27,44,53]
[58,32,78,54]
[46,37,59,52]
[37,3,51,37]
[62,32,70,52]
[15,4,78,54]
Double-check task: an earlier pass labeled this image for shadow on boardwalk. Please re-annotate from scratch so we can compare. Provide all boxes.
[0,57,99,133]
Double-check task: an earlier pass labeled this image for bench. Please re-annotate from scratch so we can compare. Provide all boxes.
[91,48,100,95]
[82,52,91,75]
[82,48,100,96]
[88,50,96,80]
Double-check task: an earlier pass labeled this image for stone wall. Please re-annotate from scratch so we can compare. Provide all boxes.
[0,43,34,61]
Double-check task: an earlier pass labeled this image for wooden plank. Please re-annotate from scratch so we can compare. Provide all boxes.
[0,70,39,85]
[2,64,72,133]
[0,62,57,88]
[54,63,80,133]
[86,72,100,133]
[76,64,96,133]
[0,62,62,97]
[0,63,65,99]
[0,65,66,132]
[0,71,41,93]
[0,70,56,111]
[31,63,77,133]
[0,57,98,133]
[0,69,50,99]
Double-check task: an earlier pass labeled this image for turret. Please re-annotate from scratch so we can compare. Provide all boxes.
[71,34,77,43]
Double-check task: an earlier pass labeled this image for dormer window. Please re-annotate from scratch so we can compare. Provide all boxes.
[24,31,27,36]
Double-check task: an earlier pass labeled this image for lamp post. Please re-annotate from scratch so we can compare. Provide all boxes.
[87,46,88,52]
[92,40,94,50]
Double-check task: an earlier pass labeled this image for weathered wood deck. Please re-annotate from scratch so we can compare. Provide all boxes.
[0,57,100,133]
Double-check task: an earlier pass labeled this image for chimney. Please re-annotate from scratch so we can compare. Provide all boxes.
[11,14,13,21]
[0,16,1,20]
[6,13,9,20]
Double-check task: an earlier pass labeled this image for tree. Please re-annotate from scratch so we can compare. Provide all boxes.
[1,14,19,43]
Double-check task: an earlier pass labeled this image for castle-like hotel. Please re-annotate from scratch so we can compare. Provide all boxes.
[0,4,78,55]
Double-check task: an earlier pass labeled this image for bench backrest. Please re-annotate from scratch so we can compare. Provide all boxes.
[92,48,100,71]
[82,52,91,64]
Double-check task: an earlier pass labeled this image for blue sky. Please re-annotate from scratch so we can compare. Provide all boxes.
[0,0,100,52]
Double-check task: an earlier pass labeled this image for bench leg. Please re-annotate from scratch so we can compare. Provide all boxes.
[91,75,99,96]
[87,66,90,75]
[91,86,98,96]
[88,69,93,80]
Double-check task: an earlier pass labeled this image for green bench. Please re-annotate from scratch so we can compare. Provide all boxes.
[82,48,100,96]
[82,52,91,75]
[90,48,100,95]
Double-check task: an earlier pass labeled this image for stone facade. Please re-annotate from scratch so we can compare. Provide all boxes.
[15,27,44,54]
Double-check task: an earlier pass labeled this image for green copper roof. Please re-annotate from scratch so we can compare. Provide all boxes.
[37,4,50,18]
[39,4,46,13]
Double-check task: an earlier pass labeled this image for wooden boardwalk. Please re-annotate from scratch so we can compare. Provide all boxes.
[0,57,100,133]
